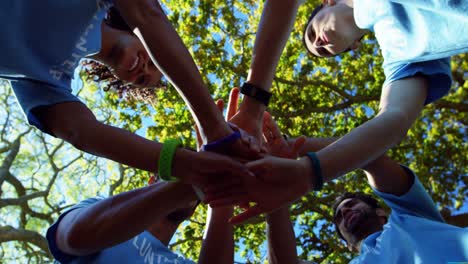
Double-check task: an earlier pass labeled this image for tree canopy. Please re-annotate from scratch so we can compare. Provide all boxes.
[1,0,467,263]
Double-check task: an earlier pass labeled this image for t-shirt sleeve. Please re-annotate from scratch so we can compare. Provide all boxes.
[46,197,103,263]
[383,58,452,105]
[372,166,445,223]
[10,78,81,135]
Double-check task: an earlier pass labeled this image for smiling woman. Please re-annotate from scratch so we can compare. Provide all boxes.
[81,59,165,104]
[81,6,166,104]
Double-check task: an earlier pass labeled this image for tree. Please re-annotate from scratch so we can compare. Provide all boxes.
[1,0,467,262]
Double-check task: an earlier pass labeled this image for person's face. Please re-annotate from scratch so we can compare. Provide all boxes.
[304,0,361,57]
[334,198,383,251]
[100,25,163,88]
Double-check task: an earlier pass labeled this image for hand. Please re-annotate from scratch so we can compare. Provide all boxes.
[229,99,263,141]
[262,112,305,159]
[172,148,252,191]
[205,156,313,224]
[202,88,264,161]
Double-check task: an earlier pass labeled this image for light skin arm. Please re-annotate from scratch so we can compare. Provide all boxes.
[113,0,230,142]
[198,206,234,264]
[266,207,298,264]
[231,0,301,138]
[55,182,197,256]
[293,137,413,195]
[313,76,428,183]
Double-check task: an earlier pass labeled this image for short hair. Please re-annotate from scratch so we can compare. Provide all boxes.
[104,6,132,32]
[302,4,324,56]
[332,192,383,241]
[81,7,164,103]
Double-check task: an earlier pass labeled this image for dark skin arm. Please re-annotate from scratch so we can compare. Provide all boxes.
[113,0,231,143]
[34,102,250,187]
[55,182,197,256]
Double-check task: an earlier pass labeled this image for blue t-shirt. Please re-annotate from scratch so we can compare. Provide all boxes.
[46,198,196,264]
[0,0,112,133]
[350,167,468,264]
[354,0,468,104]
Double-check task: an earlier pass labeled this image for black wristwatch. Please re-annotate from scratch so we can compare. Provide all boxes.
[240,82,272,106]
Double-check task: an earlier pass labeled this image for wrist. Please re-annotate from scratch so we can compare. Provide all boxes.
[171,148,192,182]
[240,82,272,106]
[303,152,324,191]
[298,157,314,192]
[158,139,182,182]
[238,96,266,121]
[202,120,232,143]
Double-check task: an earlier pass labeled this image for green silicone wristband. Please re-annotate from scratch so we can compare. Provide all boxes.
[158,139,181,182]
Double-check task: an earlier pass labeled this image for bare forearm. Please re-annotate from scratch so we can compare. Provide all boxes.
[114,0,230,142]
[295,137,338,156]
[240,0,301,121]
[199,207,234,264]
[247,0,301,90]
[72,121,161,172]
[317,110,414,182]
[64,183,196,254]
[266,207,298,264]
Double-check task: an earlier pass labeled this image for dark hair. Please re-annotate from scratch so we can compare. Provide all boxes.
[81,7,165,103]
[302,4,324,56]
[81,60,164,104]
[104,7,132,32]
[332,192,382,241]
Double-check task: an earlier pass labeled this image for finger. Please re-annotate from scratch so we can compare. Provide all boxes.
[229,205,264,225]
[265,112,283,143]
[226,88,240,121]
[292,136,307,155]
[206,194,250,207]
[194,124,203,150]
[216,99,225,113]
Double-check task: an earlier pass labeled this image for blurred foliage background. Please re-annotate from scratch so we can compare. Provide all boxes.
[0,0,466,263]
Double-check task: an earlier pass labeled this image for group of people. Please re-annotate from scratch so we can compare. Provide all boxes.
[1,0,467,263]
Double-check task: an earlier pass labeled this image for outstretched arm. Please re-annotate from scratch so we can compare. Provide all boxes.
[54,182,197,256]
[266,207,299,264]
[262,113,303,264]
[198,206,234,264]
[231,0,301,138]
[294,136,412,195]
[36,102,249,187]
[313,77,427,184]
[113,0,230,142]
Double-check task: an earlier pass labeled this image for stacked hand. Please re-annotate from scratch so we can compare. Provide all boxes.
[185,88,258,192]
[205,110,314,224]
